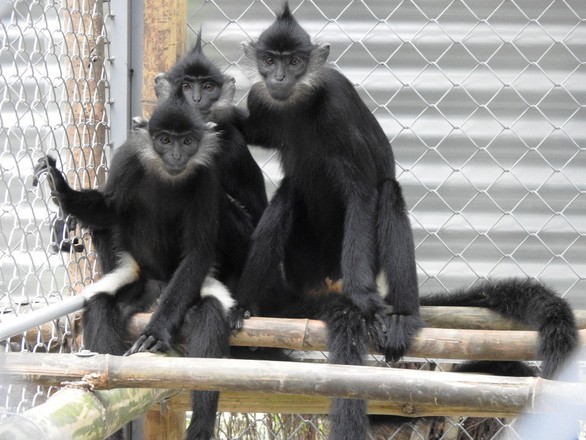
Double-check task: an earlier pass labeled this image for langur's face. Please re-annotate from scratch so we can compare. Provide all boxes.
[151,130,201,176]
[256,51,309,101]
[180,77,222,112]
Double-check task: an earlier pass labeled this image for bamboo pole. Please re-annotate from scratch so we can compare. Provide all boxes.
[421,306,585,330]
[129,316,586,361]
[1,352,585,419]
[0,353,179,440]
[6,308,585,350]
[0,388,179,440]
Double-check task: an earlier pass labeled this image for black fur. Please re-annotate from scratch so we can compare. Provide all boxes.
[233,5,423,439]
[34,91,254,440]
[157,33,268,225]
[421,278,578,379]
[180,297,230,440]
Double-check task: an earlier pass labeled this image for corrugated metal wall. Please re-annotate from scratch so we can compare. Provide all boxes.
[187,0,585,306]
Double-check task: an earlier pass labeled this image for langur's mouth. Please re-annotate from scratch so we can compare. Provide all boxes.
[164,166,186,176]
[266,86,293,101]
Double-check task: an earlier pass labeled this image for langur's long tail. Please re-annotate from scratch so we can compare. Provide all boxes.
[182,295,231,440]
[421,278,578,378]
[325,305,369,440]
[295,293,370,440]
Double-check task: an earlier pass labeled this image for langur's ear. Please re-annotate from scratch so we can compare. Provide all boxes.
[217,74,236,105]
[154,73,171,100]
[132,116,148,131]
[224,74,236,84]
[242,41,257,61]
[312,43,330,65]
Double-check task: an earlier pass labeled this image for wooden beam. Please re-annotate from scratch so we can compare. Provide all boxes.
[141,0,187,116]
[144,408,185,440]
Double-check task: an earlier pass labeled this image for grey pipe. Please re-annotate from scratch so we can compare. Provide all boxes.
[0,295,87,341]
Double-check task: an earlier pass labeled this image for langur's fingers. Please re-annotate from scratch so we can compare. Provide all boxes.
[126,335,147,355]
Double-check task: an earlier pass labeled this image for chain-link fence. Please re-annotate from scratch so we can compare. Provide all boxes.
[0,0,584,438]
[0,0,110,414]
[191,0,585,303]
[193,1,584,438]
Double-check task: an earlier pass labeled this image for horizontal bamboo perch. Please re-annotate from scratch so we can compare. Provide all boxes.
[421,307,586,330]
[3,306,585,347]
[2,352,586,419]
[0,358,179,440]
[129,316,586,361]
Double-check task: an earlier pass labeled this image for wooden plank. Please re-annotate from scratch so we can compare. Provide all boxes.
[144,409,185,440]
[141,0,187,116]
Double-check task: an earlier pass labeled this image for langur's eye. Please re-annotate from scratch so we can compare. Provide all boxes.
[264,57,274,65]
[182,82,191,89]
[160,136,171,144]
[203,82,216,92]
[183,137,193,145]
[290,57,300,66]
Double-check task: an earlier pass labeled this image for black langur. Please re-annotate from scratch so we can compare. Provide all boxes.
[234,5,423,439]
[232,4,578,439]
[155,32,268,226]
[34,90,253,440]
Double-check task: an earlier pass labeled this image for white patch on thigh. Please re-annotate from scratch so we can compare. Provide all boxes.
[83,252,140,298]
[376,271,388,298]
[200,275,235,315]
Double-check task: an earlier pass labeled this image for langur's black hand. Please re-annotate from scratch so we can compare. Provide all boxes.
[32,156,68,195]
[228,304,257,331]
[125,326,172,355]
[374,313,424,363]
[32,156,57,186]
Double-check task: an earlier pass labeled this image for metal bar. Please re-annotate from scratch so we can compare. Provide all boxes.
[108,0,132,149]
[129,1,144,119]
[0,295,86,341]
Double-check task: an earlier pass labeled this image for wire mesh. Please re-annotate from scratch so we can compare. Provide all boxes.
[189,0,585,303]
[186,0,585,438]
[0,0,584,438]
[0,0,110,417]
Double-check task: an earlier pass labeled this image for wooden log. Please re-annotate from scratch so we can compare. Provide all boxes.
[2,352,586,418]
[6,308,585,350]
[130,316,586,361]
[159,390,505,417]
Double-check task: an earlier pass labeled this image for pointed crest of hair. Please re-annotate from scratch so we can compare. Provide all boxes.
[168,30,224,86]
[257,2,313,55]
[278,2,293,21]
[194,27,203,53]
